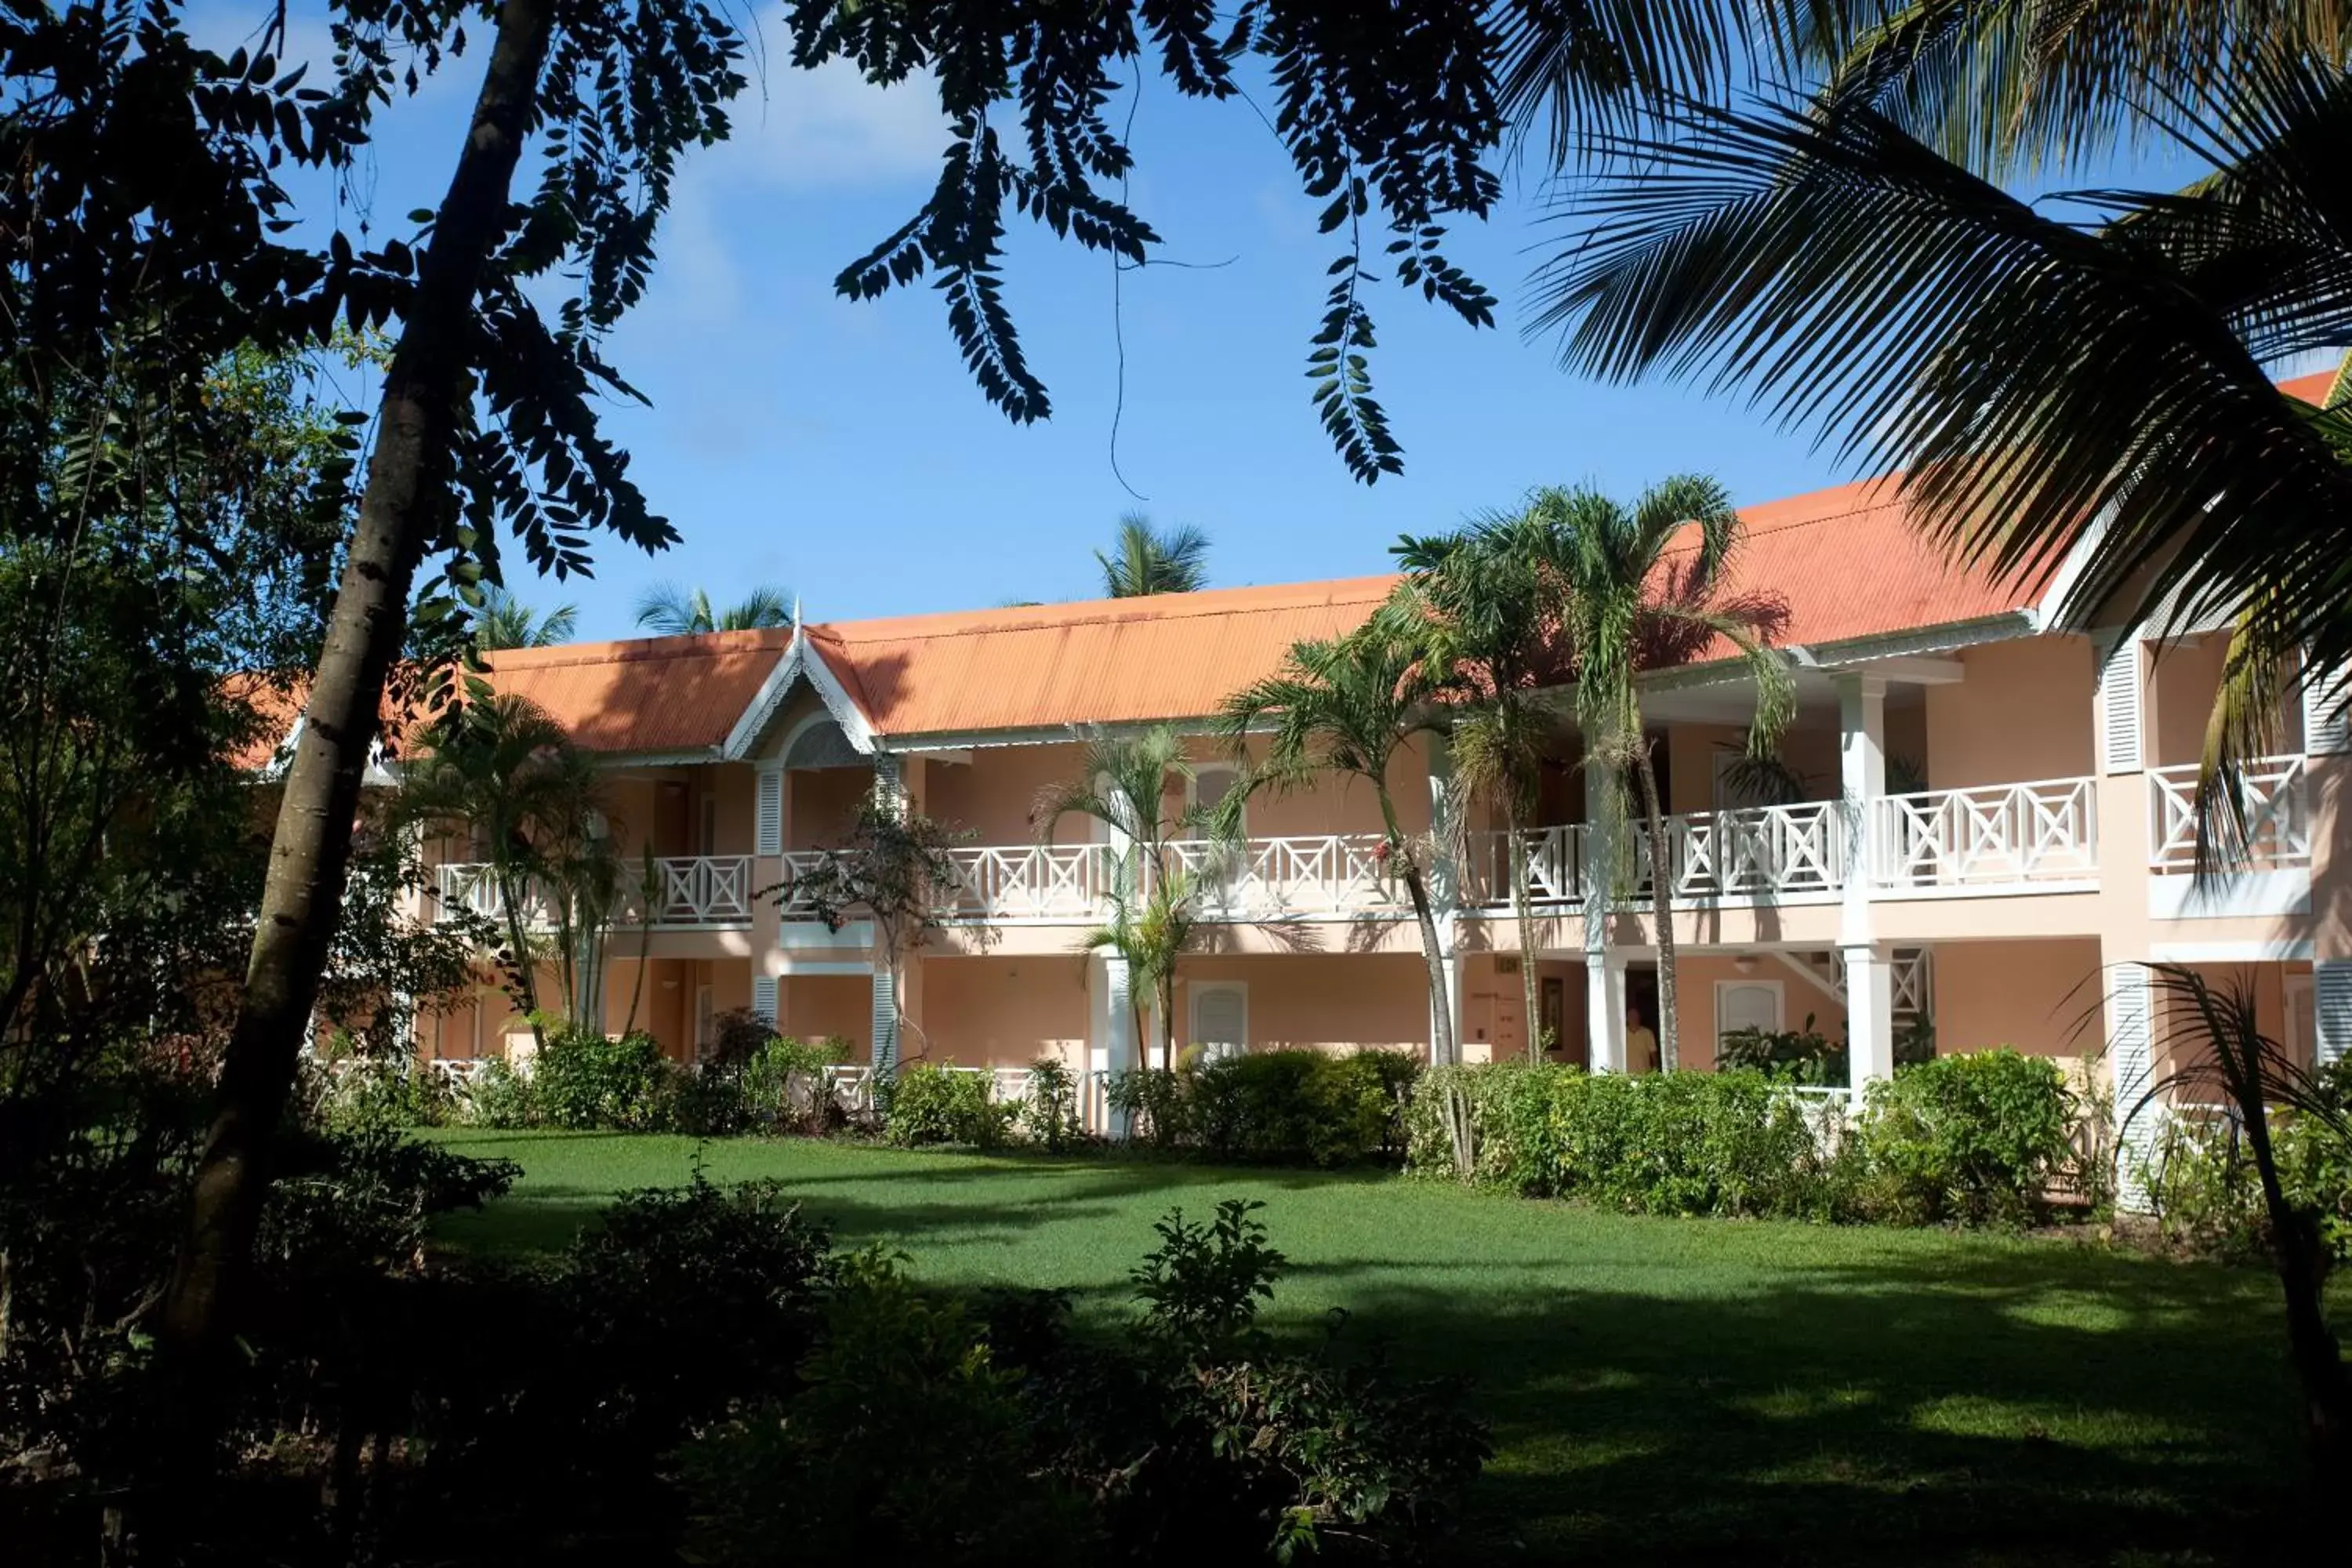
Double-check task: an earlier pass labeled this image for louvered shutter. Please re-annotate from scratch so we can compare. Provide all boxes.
[2099,638,2143,775]
[755,768,784,855]
[1192,986,1247,1062]
[2317,962,2352,1066]
[2304,660,2350,755]
[750,975,778,1027]
[2108,964,2158,1210]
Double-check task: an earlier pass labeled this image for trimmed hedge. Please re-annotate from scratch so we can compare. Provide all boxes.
[1109,1049,1421,1167]
[1405,1063,1834,1218]
[1407,1051,2092,1227]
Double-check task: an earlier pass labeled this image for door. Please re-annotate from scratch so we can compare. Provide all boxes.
[1490,956,1525,1058]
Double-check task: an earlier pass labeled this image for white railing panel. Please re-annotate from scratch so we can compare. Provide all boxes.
[1475,826,1585,909]
[939,843,1113,920]
[655,854,753,924]
[2147,756,2310,871]
[1642,803,1844,898]
[1875,778,2097,888]
[1168,833,1405,919]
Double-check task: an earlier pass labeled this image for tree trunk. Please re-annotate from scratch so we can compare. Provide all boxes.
[158,0,559,1359]
[1507,794,1542,1062]
[1633,750,1678,1073]
[2241,1096,2352,1478]
[1378,788,1456,1067]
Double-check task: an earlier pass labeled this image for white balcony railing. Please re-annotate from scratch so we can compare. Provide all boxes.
[938,843,1115,920]
[1661,802,1845,898]
[1474,825,1586,909]
[2147,757,2310,872]
[434,854,755,928]
[1167,833,1406,918]
[1875,778,2098,889]
[655,854,754,924]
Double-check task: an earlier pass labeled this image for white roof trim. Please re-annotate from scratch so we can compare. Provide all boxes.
[721,628,877,761]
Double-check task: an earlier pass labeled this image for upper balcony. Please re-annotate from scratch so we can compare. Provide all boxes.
[434,853,754,930]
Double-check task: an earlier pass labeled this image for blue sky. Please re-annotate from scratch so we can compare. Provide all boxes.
[207,5,2255,641]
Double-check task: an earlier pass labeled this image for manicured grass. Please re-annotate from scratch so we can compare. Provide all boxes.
[433,1131,2331,1565]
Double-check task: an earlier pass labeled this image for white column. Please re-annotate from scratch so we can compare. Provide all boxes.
[1584,953,1627,1073]
[1836,673,1886,944]
[2107,958,2160,1210]
[2315,960,2352,1066]
[1091,953,1137,1137]
[1842,942,1894,1103]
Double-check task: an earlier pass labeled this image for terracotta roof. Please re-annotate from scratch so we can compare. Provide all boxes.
[2281,369,2338,405]
[797,578,1396,738]
[481,628,793,753]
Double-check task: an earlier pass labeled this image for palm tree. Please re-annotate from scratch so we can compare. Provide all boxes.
[1096,512,1210,597]
[1505,478,1794,1073]
[2143,964,2352,1478]
[1034,724,1221,1069]
[1219,625,1461,1065]
[633,581,793,636]
[1388,524,1571,1062]
[1530,23,2352,868]
[394,695,613,1047]
[473,585,578,651]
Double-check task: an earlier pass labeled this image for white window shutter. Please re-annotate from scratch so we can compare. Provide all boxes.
[869,967,898,1072]
[755,768,784,855]
[1192,986,1247,1059]
[750,975,778,1027]
[2317,961,2352,1066]
[2099,638,2143,775]
[2107,963,2158,1210]
[2303,659,2350,756]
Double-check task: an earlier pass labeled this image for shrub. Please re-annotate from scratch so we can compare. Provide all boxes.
[673,1198,1486,1568]
[887,1062,1017,1148]
[533,1025,671,1130]
[2140,1080,2352,1262]
[1020,1056,1085,1152]
[1406,1062,1831,1218]
[1850,1050,2077,1225]
[314,1047,459,1131]
[1715,1013,1846,1087]
[740,1033,852,1134]
[1107,1049,1419,1167]
[461,1054,537,1127]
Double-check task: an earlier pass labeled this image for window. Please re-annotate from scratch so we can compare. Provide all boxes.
[1715,980,1784,1047]
[1190,982,1248,1062]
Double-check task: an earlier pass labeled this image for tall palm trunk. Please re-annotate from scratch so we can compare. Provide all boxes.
[1505,793,1542,1061]
[160,0,558,1358]
[1382,793,1457,1066]
[2238,1087,2352,1475]
[1632,748,1678,1073]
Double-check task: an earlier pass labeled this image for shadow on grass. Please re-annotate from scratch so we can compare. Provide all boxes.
[434,1140,2319,1565]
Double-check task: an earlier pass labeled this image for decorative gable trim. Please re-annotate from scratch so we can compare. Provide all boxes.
[722,629,877,761]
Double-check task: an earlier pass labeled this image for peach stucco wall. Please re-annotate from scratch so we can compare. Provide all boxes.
[1924,636,2095,789]
[1929,938,2100,1059]
[917,955,1092,1069]
[1171,954,1432,1055]
[782,973,868,1051]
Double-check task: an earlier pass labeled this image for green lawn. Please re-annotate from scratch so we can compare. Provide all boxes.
[433,1131,2328,1565]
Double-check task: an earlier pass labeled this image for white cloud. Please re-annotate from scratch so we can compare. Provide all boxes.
[716,54,948,191]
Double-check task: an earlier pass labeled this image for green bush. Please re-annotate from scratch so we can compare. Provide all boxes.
[315,1050,459,1131]
[1849,1050,2076,1225]
[1406,1062,1831,1218]
[886,1062,1017,1148]
[740,1033,852,1134]
[1020,1057,1085,1152]
[533,1025,672,1131]
[459,1054,537,1127]
[2140,1074,2352,1262]
[1106,1049,1417,1167]
[1715,1013,1846,1087]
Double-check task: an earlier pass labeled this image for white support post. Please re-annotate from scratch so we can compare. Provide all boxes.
[1585,953,1628,1073]
[2316,960,2352,1066]
[1836,673,1886,943]
[1843,942,1894,1104]
[1092,953,1137,1137]
[2107,960,2160,1210]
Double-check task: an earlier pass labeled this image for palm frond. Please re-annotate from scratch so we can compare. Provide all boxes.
[1098,512,1210,597]
[720,585,793,631]
[1536,64,2352,675]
